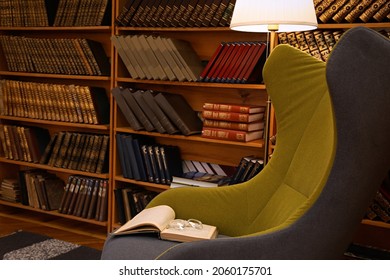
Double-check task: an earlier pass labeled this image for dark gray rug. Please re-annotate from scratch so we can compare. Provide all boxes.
[0,230,102,260]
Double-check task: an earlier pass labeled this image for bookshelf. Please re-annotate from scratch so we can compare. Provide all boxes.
[0,0,388,252]
[0,1,113,239]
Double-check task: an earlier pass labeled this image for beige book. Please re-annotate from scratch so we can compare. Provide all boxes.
[113,205,218,243]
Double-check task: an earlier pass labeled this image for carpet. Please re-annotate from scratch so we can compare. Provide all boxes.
[0,231,102,260]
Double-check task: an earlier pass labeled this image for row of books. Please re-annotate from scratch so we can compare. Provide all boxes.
[170,160,234,188]
[201,102,266,142]
[0,36,110,76]
[58,176,108,221]
[18,170,65,211]
[112,87,203,136]
[315,0,390,24]
[0,79,110,125]
[116,133,183,185]
[0,124,50,164]
[229,155,264,185]
[114,186,158,224]
[53,0,110,27]
[116,0,236,27]
[41,131,110,174]
[366,172,390,223]
[199,41,268,84]
[0,0,110,27]
[111,34,203,82]
[0,178,20,203]
[278,29,344,62]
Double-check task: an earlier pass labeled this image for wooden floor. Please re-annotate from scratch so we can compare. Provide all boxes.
[0,215,106,250]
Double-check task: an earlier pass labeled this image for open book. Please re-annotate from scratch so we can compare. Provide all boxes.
[113,205,218,242]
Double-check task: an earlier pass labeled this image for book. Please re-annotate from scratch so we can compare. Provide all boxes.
[359,0,387,22]
[113,205,218,242]
[202,110,264,123]
[154,92,203,135]
[202,127,264,142]
[203,119,264,132]
[202,102,265,114]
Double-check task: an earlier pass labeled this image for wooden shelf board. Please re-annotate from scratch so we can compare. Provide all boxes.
[0,203,107,239]
[114,127,264,148]
[0,71,111,81]
[0,116,110,131]
[0,158,110,179]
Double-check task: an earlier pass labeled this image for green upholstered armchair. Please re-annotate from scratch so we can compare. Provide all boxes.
[101,27,390,259]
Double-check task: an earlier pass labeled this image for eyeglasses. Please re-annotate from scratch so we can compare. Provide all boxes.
[167,219,203,230]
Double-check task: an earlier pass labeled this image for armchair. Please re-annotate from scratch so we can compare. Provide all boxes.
[101,27,390,259]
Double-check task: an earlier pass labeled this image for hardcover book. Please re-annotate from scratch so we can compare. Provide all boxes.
[113,205,218,242]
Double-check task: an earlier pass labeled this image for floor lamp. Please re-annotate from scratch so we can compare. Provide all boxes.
[230,0,318,165]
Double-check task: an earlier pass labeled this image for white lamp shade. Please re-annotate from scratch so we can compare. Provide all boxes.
[230,0,318,32]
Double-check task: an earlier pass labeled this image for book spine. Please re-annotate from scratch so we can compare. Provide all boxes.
[344,0,374,23]
[372,2,390,21]
[318,0,349,23]
[359,0,387,22]
[315,0,336,18]
[332,0,360,23]
[202,127,252,142]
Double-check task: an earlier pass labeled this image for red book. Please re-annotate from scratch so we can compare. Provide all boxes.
[199,42,225,81]
[230,42,257,83]
[202,110,264,123]
[237,42,267,83]
[202,127,264,142]
[221,42,252,83]
[203,119,264,132]
[202,102,265,114]
[204,42,232,82]
[212,42,242,82]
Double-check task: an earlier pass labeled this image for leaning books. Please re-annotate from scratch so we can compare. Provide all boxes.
[112,205,218,242]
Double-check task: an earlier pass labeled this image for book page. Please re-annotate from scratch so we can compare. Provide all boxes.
[114,205,175,234]
[161,224,218,243]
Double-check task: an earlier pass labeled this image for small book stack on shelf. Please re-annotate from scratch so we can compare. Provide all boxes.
[170,159,234,188]
[18,170,65,211]
[112,87,203,135]
[0,178,20,203]
[201,102,266,142]
[314,0,390,24]
[40,132,110,174]
[365,171,390,223]
[228,155,264,185]
[0,124,51,163]
[116,133,183,185]
[0,36,110,76]
[0,79,110,125]
[278,29,344,62]
[199,41,268,84]
[114,186,158,224]
[111,34,204,82]
[115,0,236,28]
[58,176,109,221]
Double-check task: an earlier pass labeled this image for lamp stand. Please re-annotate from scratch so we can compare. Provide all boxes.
[263,28,278,165]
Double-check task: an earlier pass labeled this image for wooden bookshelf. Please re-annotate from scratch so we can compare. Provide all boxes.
[0,2,114,237]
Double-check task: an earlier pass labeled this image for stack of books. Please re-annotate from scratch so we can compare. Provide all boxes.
[40,132,110,174]
[201,102,266,142]
[199,41,268,84]
[278,29,344,62]
[112,87,203,136]
[116,133,183,185]
[116,0,236,28]
[111,34,203,82]
[58,176,109,221]
[0,179,20,203]
[0,36,110,75]
[18,170,65,211]
[1,79,110,125]
[314,0,390,24]
[170,160,234,188]
[229,156,264,185]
